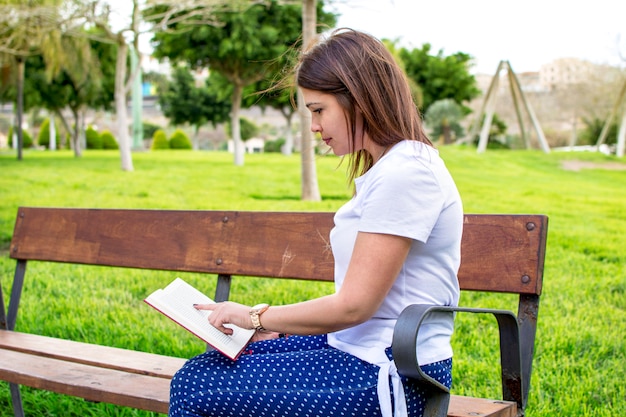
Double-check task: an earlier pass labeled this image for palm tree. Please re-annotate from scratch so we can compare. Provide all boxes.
[0,0,66,160]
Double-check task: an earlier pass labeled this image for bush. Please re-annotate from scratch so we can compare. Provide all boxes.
[227,117,259,141]
[151,129,169,150]
[85,125,103,149]
[169,129,192,150]
[264,138,285,153]
[580,117,618,146]
[8,126,34,148]
[100,130,119,150]
[143,122,162,140]
[37,118,61,149]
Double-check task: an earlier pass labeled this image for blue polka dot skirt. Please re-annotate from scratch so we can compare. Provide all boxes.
[169,334,452,417]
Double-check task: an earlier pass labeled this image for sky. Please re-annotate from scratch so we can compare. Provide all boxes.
[115,0,626,75]
[328,0,626,74]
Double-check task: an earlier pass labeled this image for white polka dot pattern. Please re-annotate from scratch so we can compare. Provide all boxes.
[169,335,451,417]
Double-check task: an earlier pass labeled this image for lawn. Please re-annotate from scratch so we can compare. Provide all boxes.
[0,146,624,416]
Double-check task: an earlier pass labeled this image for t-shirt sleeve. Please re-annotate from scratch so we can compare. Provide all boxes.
[358,159,445,243]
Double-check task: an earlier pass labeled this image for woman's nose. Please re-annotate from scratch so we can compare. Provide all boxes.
[310,121,321,133]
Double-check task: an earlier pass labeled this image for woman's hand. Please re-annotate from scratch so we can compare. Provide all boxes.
[194,301,253,335]
[251,331,281,342]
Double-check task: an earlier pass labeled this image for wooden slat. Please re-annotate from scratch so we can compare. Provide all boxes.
[0,330,185,378]
[0,332,516,416]
[10,208,336,282]
[10,207,547,294]
[448,395,517,417]
[459,214,547,294]
[0,349,170,413]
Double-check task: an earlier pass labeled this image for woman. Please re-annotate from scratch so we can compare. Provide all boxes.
[169,28,463,417]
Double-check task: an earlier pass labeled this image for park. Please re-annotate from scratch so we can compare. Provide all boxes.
[1,1,625,417]
[0,147,624,416]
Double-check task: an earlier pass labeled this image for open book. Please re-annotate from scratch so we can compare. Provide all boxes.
[144,277,255,360]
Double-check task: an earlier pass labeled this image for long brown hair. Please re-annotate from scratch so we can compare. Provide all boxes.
[296,28,432,182]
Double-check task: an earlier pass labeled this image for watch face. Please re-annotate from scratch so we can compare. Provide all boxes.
[252,303,269,313]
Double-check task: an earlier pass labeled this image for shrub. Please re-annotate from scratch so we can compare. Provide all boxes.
[37,118,61,149]
[227,117,259,141]
[100,130,119,150]
[151,129,169,150]
[85,125,103,149]
[169,129,192,150]
[8,126,34,148]
[580,117,618,146]
[143,122,162,140]
[264,138,285,153]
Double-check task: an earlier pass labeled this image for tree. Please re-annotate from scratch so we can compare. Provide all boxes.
[244,80,297,155]
[243,1,335,157]
[382,38,423,109]
[424,99,464,144]
[399,44,481,114]
[77,0,246,170]
[78,0,141,170]
[157,66,230,150]
[227,117,259,141]
[152,0,318,166]
[21,29,116,156]
[0,0,67,160]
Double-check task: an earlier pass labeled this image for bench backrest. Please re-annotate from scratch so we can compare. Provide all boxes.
[9,207,547,296]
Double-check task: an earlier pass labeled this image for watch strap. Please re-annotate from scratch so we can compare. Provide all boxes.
[250,304,269,331]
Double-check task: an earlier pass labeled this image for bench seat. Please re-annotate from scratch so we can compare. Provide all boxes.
[0,329,185,413]
[0,329,516,416]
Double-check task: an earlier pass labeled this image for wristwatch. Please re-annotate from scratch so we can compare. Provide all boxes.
[249,303,270,331]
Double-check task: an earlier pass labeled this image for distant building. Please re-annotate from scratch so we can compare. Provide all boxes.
[515,72,543,93]
[475,57,619,94]
[539,58,595,90]
[227,137,265,154]
[473,64,545,94]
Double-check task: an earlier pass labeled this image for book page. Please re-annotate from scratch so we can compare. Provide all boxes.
[145,278,255,359]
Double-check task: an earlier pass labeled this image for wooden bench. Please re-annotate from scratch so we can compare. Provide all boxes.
[1,207,548,417]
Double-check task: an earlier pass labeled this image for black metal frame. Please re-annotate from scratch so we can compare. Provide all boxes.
[392,297,539,417]
[2,259,28,417]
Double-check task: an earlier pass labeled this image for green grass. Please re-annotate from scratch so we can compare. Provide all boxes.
[0,147,625,416]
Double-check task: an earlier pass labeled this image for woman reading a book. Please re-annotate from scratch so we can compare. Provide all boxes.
[169,28,463,417]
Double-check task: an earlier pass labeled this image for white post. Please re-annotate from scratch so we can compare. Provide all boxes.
[616,109,626,157]
[508,63,550,153]
[596,80,625,147]
[477,72,501,153]
[49,115,56,151]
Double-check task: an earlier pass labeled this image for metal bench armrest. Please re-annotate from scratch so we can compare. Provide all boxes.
[392,304,524,415]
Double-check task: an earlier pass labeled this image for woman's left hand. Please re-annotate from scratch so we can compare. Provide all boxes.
[251,331,281,342]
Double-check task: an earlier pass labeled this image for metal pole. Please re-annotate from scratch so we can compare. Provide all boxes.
[508,65,550,153]
[477,63,504,153]
[49,115,56,151]
[130,46,143,150]
[616,107,626,157]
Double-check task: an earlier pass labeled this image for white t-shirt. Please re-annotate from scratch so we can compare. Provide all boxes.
[327,140,463,367]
